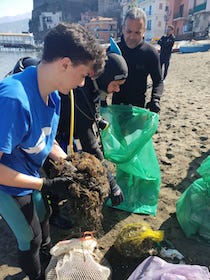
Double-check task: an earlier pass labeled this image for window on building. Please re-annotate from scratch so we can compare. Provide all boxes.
[46,16,52,22]
[147,20,152,30]
[149,5,152,15]
[179,4,184,17]
[158,21,161,27]
[159,3,163,9]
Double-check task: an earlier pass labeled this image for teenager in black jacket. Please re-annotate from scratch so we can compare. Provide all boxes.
[158,25,175,80]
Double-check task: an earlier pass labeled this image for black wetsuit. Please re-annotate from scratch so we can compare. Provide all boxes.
[57,77,104,160]
[112,36,163,107]
[158,34,175,79]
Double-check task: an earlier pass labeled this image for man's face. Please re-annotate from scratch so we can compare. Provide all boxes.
[59,58,93,94]
[166,27,173,36]
[107,79,126,94]
[122,18,146,49]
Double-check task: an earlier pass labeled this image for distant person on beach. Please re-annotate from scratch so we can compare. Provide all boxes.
[158,25,175,80]
[112,7,163,114]
[0,22,105,280]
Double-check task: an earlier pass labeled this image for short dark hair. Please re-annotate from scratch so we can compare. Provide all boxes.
[42,22,105,76]
[168,25,174,31]
[124,7,147,25]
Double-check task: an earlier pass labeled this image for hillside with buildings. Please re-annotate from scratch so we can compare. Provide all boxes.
[28,0,210,44]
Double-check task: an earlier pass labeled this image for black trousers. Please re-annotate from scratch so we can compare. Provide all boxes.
[160,55,171,80]
[14,194,51,280]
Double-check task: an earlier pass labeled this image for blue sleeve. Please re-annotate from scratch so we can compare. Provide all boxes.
[0,96,29,153]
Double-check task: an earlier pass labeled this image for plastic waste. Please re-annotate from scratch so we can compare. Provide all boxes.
[114,222,164,258]
[160,247,184,261]
[127,256,210,280]
[176,155,210,243]
[45,232,111,280]
[101,105,160,216]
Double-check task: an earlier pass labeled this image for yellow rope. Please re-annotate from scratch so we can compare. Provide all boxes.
[68,89,74,155]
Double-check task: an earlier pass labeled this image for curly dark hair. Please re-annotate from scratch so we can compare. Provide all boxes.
[42,22,106,77]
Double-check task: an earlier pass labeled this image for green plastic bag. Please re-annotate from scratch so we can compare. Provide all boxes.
[176,156,210,243]
[101,105,161,216]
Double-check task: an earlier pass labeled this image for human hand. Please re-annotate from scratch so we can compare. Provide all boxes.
[146,98,160,113]
[108,172,124,206]
[110,183,124,206]
[40,177,71,195]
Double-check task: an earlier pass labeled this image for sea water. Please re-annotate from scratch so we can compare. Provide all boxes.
[0,48,41,79]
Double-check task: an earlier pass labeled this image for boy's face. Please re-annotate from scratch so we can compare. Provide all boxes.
[59,58,93,94]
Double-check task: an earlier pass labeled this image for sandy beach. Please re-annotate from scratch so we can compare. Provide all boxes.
[0,50,210,280]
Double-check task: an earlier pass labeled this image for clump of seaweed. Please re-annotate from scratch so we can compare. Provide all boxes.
[46,152,110,234]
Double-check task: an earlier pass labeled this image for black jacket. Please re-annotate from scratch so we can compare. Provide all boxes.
[57,77,104,160]
[158,34,175,58]
[112,36,163,107]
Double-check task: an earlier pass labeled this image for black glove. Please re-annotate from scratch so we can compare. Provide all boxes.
[107,171,124,206]
[146,98,160,113]
[41,177,71,195]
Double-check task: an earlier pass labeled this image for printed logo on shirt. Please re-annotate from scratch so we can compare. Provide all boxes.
[21,127,52,154]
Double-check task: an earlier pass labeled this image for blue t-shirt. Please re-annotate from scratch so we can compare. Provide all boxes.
[0,66,60,196]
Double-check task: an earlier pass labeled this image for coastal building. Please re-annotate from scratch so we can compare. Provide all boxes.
[168,0,189,40]
[188,0,210,39]
[0,32,35,49]
[30,0,97,42]
[137,0,170,41]
[80,11,98,24]
[98,0,121,35]
[84,16,118,43]
[168,0,210,40]
[38,11,62,31]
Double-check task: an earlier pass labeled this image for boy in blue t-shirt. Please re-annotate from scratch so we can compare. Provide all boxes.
[0,23,105,280]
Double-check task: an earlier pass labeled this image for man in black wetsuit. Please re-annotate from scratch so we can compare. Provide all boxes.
[112,7,163,114]
[158,25,175,80]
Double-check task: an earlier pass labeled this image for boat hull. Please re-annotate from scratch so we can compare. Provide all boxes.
[180,44,210,53]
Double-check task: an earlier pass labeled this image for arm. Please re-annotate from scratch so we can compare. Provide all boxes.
[0,151,42,190]
[151,50,164,99]
[157,36,163,46]
[146,48,164,113]
[49,139,67,161]
[102,160,124,206]
[0,151,72,194]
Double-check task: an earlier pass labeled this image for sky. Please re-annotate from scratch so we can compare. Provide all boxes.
[0,0,33,18]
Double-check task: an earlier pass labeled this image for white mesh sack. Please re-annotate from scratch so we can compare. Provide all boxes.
[45,234,111,280]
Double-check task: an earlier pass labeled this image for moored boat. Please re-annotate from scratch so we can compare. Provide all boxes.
[179,44,210,53]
